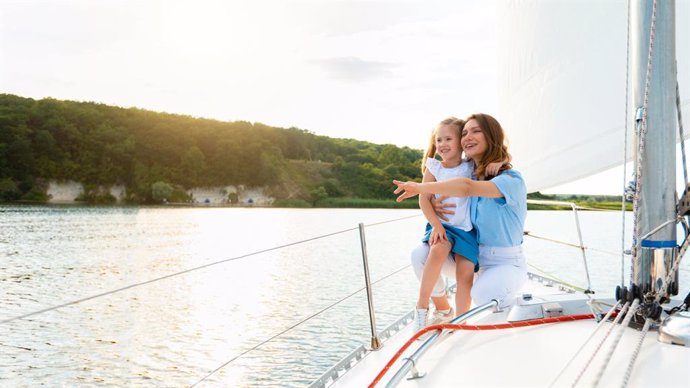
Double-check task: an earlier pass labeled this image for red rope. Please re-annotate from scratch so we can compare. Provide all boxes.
[368,313,595,388]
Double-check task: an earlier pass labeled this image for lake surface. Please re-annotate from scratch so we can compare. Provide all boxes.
[1,206,688,387]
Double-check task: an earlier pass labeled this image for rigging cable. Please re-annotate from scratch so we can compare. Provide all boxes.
[570,301,630,388]
[677,80,688,188]
[547,301,620,388]
[621,0,632,289]
[620,317,652,388]
[0,214,422,326]
[591,299,641,388]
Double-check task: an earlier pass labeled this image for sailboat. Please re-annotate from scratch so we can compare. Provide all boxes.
[310,1,690,387]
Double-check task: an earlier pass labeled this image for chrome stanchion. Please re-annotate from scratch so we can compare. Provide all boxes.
[359,222,382,350]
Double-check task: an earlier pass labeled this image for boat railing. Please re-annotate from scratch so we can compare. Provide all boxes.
[384,300,499,388]
[359,222,383,350]
[309,310,415,388]
[525,199,597,294]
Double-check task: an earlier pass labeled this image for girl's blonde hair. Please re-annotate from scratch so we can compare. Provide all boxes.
[421,117,465,173]
[464,113,512,180]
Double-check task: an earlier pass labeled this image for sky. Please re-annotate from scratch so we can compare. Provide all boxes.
[0,0,646,195]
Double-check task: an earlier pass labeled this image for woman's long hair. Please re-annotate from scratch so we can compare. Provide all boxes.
[421,117,465,173]
[464,113,512,180]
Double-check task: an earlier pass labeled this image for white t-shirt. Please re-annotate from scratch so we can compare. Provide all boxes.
[425,157,473,232]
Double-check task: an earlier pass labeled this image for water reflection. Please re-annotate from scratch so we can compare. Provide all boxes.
[0,206,688,387]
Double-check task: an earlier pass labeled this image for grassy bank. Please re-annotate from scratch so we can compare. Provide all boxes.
[271,197,420,209]
[528,201,632,211]
[272,198,631,210]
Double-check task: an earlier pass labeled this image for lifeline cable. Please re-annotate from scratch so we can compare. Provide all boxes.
[524,232,620,257]
[527,262,587,293]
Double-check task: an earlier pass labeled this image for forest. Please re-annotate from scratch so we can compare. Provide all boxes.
[0,94,423,205]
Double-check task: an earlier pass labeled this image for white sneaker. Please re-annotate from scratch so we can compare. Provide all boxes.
[430,308,455,325]
[413,308,429,332]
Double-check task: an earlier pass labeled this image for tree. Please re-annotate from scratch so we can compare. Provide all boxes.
[0,178,20,201]
[151,181,173,203]
[228,192,239,204]
[180,146,207,187]
[310,186,328,206]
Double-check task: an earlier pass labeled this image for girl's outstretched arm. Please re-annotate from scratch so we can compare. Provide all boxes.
[393,177,503,201]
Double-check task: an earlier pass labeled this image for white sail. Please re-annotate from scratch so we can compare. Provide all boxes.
[315,3,690,388]
[498,0,690,193]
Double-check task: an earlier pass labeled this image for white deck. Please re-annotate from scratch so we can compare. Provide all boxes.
[328,279,690,388]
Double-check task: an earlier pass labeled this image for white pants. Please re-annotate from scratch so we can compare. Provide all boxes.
[410,244,527,308]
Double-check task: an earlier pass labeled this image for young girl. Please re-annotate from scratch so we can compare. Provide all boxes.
[414,117,506,331]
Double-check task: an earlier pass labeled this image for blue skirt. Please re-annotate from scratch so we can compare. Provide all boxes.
[422,223,479,272]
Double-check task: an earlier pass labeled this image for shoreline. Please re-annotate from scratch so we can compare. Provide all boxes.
[1,200,630,211]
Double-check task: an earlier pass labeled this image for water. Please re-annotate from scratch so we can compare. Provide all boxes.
[0,206,688,387]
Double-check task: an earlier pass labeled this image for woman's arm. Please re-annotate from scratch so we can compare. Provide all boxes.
[393,177,503,202]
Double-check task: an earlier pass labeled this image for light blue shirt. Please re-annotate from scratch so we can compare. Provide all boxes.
[470,169,527,247]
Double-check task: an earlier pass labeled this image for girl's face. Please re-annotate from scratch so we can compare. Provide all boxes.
[435,124,462,163]
[461,119,488,161]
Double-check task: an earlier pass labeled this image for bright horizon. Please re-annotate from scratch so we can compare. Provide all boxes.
[0,0,643,196]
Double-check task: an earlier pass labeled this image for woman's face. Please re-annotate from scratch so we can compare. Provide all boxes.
[461,119,488,161]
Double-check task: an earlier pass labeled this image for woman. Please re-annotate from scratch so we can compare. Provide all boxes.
[396,113,527,309]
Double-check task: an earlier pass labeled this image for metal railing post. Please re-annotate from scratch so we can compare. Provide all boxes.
[526,199,594,293]
[570,204,593,293]
[359,222,382,350]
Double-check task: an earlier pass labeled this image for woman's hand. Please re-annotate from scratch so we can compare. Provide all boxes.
[393,180,421,202]
[431,196,456,222]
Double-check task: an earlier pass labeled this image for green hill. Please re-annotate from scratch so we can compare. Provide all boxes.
[0,94,423,205]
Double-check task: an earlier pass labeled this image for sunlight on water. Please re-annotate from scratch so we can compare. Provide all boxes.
[0,206,688,387]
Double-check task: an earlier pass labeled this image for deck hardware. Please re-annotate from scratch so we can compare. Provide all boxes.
[403,358,426,380]
[542,302,564,317]
[386,300,498,387]
[658,311,690,346]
